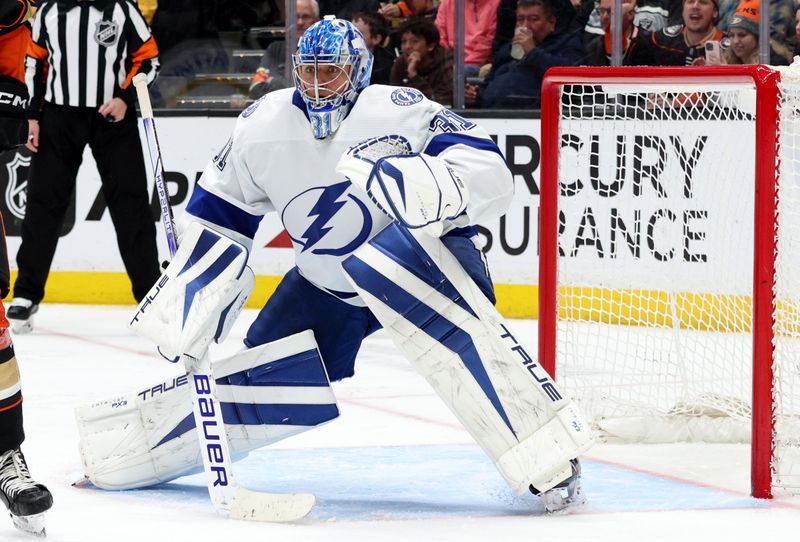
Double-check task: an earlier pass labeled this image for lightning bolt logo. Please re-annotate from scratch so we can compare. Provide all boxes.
[300,181,350,252]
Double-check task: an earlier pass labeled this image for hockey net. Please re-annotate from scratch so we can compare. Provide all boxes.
[539,65,800,497]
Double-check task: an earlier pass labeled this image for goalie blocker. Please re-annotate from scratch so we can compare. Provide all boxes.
[342,224,594,495]
[129,222,255,361]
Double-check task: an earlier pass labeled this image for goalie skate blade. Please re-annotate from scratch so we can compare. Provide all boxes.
[71,476,94,489]
[11,512,47,537]
[226,489,315,522]
[541,483,587,516]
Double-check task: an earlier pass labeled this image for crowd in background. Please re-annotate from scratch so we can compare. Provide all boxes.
[141,0,800,110]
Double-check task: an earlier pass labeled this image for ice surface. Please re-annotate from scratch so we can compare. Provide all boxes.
[2,305,798,541]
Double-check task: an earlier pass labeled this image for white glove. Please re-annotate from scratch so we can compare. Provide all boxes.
[337,135,470,236]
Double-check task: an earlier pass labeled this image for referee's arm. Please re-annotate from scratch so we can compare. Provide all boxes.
[117,0,159,108]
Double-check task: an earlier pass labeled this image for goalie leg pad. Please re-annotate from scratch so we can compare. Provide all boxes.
[341,224,594,494]
[129,222,252,360]
[75,330,337,490]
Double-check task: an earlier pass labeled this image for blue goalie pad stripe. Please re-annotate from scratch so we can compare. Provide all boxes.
[182,243,242,326]
[214,296,236,340]
[186,184,262,239]
[424,133,506,163]
[216,349,330,388]
[368,224,476,318]
[341,254,515,437]
[178,227,223,277]
[154,413,195,448]
[220,402,339,427]
[153,401,338,449]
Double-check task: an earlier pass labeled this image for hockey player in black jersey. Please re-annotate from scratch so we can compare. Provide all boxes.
[627,0,725,65]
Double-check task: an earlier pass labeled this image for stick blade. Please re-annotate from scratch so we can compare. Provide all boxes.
[227,488,315,522]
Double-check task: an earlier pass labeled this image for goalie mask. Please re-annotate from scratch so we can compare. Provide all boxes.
[292,16,373,139]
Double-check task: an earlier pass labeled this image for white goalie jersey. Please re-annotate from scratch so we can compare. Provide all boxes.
[186,85,514,304]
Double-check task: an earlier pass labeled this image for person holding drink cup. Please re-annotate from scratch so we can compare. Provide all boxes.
[464,0,582,108]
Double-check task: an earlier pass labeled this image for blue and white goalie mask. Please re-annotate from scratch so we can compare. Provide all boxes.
[292,16,373,139]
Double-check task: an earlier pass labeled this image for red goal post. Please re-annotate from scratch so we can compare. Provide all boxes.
[538,65,796,499]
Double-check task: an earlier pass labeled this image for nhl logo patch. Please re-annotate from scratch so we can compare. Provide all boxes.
[390,88,423,106]
[94,21,119,47]
[4,152,31,220]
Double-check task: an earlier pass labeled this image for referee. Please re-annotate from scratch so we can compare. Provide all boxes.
[8,0,162,332]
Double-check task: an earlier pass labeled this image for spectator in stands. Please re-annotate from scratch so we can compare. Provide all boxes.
[717,0,794,53]
[717,0,791,65]
[379,0,437,51]
[585,0,639,65]
[435,0,500,77]
[249,0,320,99]
[389,17,453,104]
[378,0,436,23]
[468,0,582,109]
[626,0,723,65]
[492,0,577,55]
[319,0,381,20]
[351,11,395,84]
[582,0,679,55]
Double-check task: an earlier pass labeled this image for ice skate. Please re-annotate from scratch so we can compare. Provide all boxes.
[7,298,38,335]
[0,449,53,536]
[530,459,585,515]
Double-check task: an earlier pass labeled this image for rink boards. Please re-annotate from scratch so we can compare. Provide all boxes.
[0,112,787,327]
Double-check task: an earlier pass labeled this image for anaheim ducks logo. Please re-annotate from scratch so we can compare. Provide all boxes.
[664,24,683,37]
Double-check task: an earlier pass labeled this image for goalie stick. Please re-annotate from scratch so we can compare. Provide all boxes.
[132,73,315,522]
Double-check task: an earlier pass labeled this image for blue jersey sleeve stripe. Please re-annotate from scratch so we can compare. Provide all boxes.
[424,133,506,162]
[186,184,262,239]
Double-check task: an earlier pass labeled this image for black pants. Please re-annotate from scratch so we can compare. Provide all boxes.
[14,103,160,303]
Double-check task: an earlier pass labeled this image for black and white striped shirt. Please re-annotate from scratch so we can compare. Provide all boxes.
[25,0,159,115]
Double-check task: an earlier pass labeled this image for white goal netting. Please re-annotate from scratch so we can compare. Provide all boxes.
[550,68,800,491]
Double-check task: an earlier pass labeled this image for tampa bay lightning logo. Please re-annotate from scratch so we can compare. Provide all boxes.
[282,180,373,256]
[391,88,423,106]
[241,96,264,118]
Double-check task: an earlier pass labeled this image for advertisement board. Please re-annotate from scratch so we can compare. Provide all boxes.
[0,112,751,315]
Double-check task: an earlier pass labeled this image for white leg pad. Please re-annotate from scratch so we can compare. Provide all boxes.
[342,224,594,494]
[75,330,337,490]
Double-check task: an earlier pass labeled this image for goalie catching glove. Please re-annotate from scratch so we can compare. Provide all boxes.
[336,135,469,236]
[129,222,255,360]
